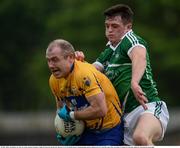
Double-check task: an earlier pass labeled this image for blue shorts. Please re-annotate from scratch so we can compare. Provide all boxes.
[76,122,124,146]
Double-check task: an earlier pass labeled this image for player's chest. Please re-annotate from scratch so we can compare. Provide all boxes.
[59,81,89,110]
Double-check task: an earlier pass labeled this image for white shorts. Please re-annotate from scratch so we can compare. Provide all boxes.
[124,101,169,145]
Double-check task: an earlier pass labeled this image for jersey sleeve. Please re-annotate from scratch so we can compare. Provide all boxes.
[77,68,103,98]
[123,32,147,56]
[95,47,114,70]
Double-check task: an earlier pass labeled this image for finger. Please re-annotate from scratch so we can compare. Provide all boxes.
[79,51,85,61]
[139,91,146,96]
[143,104,148,110]
[75,51,85,61]
[65,136,76,145]
[137,89,148,102]
[138,88,146,96]
[75,52,80,60]
[136,94,148,109]
[141,97,148,110]
[69,135,80,145]
[75,51,82,57]
[136,94,147,102]
[140,100,148,110]
[141,95,148,103]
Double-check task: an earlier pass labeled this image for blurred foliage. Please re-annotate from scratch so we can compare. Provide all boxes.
[0,0,179,111]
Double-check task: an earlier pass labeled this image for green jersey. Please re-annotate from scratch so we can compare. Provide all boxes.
[95,30,160,113]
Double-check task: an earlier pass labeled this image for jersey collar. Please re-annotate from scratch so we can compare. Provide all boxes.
[106,29,133,51]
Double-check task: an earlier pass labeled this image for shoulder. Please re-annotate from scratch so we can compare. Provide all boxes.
[125,31,147,46]
[121,31,147,54]
[73,61,100,86]
[74,61,97,78]
[74,61,103,97]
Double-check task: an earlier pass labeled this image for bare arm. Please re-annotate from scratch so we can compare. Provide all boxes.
[92,63,104,72]
[74,92,107,120]
[129,46,148,110]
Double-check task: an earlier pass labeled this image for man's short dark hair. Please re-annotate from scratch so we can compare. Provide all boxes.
[104,4,134,24]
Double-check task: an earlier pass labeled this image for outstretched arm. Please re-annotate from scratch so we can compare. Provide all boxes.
[129,46,148,110]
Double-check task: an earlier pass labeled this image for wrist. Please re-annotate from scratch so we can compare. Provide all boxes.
[69,111,75,120]
[131,80,139,87]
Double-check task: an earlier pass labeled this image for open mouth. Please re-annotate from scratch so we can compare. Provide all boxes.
[52,69,59,73]
[51,69,60,75]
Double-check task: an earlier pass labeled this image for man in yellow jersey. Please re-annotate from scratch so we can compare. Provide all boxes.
[46,39,123,145]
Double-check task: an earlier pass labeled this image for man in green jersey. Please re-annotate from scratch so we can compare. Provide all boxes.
[75,4,169,146]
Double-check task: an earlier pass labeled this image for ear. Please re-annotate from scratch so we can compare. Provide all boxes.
[69,53,75,59]
[126,23,132,30]
[68,54,75,63]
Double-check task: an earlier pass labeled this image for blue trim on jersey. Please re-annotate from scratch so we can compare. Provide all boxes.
[70,62,74,73]
[66,95,90,110]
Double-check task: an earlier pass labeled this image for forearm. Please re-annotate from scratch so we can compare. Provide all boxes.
[130,46,147,85]
[131,57,146,85]
[74,105,106,120]
[93,62,104,72]
[57,91,107,121]
[129,46,148,109]
[74,93,107,120]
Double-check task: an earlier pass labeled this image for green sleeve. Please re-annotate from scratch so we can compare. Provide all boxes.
[96,47,114,68]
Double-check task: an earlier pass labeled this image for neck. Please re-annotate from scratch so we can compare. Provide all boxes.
[112,29,132,47]
[112,42,119,47]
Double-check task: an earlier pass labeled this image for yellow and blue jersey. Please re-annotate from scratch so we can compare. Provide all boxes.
[49,60,122,130]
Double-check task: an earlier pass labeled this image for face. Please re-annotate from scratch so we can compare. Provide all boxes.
[46,47,73,79]
[105,15,131,46]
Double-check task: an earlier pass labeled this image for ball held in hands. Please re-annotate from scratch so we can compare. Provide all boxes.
[54,114,85,138]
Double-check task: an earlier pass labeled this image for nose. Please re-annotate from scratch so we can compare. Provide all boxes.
[107,26,113,33]
[48,61,54,69]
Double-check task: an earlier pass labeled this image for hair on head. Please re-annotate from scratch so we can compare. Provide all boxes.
[104,4,134,24]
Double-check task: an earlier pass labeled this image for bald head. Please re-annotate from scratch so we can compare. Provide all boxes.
[46,39,75,58]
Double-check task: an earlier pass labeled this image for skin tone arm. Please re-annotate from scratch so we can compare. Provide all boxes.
[55,90,107,119]
[129,46,148,110]
[74,92,108,120]
[92,63,104,72]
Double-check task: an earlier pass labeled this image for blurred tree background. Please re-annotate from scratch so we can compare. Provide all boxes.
[0,0,179,111]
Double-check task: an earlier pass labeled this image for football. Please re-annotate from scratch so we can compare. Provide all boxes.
[54,114,85,138]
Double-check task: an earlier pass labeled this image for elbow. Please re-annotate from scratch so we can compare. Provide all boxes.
[101,110,107,117]
[98,106,108,118]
